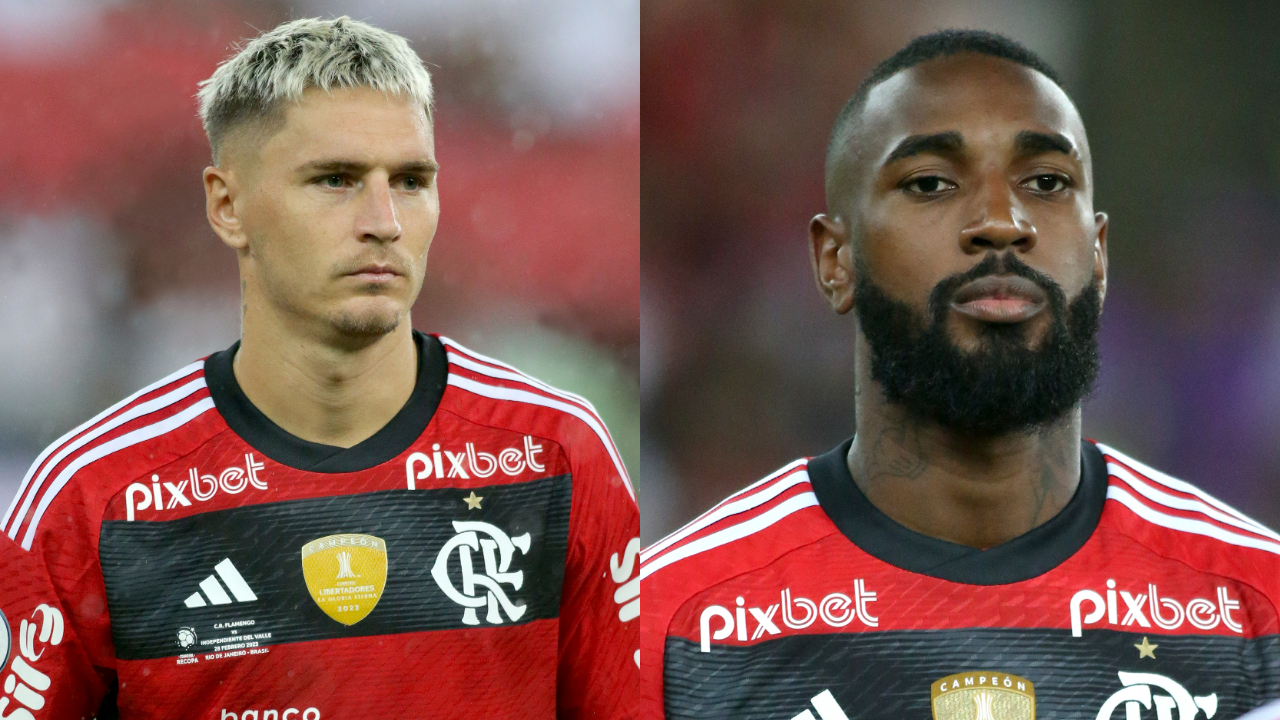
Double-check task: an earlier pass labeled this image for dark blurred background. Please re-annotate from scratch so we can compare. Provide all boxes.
[641,1,1280,542]
[0,0,638,503]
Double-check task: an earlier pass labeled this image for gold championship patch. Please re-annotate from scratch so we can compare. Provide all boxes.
[931,671,1035,720]
[301,533,387,625]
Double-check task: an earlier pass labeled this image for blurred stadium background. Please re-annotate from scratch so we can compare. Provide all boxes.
[642,1,1280,542]
[0,0,638,504]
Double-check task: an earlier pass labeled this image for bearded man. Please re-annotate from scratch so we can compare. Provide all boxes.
[642,30,1280,719]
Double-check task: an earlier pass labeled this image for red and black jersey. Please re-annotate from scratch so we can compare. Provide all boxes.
[0,332,640,720]
[642,439,1280,719]
[1241,700,1280,720]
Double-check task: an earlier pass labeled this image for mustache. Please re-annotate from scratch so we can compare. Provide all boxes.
[332,253,413,277]
[927,252,1068,324]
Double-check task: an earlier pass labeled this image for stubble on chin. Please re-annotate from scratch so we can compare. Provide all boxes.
[329,306,405,339]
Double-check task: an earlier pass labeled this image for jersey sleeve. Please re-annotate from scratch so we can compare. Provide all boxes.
[555,422,640,719]
[639,564,672,720]
[0,531,110,719]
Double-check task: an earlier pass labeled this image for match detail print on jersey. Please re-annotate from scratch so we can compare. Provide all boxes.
[100,474,571,660]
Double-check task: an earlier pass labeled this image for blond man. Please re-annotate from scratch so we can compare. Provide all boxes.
[0,17,638,719]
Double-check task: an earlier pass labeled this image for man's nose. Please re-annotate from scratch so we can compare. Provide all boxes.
[355,176,402,242]
[958,174,1035,254]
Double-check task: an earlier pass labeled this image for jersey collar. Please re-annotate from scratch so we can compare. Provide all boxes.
[806,437,1108,585]
[203,331,447,473]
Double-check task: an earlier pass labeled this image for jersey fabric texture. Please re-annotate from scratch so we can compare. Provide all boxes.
[642,438,1280,719]
[0,332,640,720]
[1240,699,1280,720]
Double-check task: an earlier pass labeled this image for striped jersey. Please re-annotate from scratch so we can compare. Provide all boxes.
[642,438,1280,719]
[0,332,639,719]
[1241,700,1280,720]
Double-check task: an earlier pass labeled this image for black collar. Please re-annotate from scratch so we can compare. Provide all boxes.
[806,437,1108,585]
[203,331,447,473]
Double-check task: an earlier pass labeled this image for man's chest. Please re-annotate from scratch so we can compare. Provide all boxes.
[96,433,574,714]
[663,542,1280,719]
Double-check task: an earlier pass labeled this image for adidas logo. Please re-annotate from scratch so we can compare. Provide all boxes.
[183,559,258,608]
[791,690,849,720]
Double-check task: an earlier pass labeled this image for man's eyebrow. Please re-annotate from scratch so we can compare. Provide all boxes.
[883,131,965,165]
[396,160,441,174]
[1013,131,1075,158]
[298,159,440,174]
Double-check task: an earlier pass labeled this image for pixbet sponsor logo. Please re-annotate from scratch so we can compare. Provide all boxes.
[405,436,545,488]
[1095,672,1217,720]
[1,604,64,720]
[1069,581,1242,637]
[126,454,267,521]
[698,581,879,652]
[221,709,320,720]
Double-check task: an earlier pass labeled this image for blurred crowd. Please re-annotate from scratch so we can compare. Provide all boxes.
[641,0,1280,542]
[0,0,639,501]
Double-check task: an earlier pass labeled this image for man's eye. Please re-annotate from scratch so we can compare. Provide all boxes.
[904,176,955,194]
[401,176,421,191]
[321,174,345,188]
[1027,174,1068,193]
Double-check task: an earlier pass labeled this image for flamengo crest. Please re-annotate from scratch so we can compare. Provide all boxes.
[432,520,530,626]
[1095,672,1217,720]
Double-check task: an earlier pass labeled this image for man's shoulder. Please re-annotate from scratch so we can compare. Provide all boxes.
[438,335,607,434]
[1094,441,1280,590]
[641,457,835,617]
[1,358,222,551]
[436,335,634,498]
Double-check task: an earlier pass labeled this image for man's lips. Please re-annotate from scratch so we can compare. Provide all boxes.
[345,264,403,282]
[950,275,1048,323]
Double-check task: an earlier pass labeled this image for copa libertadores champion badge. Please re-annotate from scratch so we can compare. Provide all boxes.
[931,671,1035,720]
[301,533,387,625]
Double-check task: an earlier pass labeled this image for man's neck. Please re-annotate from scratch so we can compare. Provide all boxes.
[233,306,418,449]
[847,369,1082,550]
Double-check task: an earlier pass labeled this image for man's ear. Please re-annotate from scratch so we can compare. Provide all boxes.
[204,165,248,252]
[809,214,855,314]
[1093,211,1108,306]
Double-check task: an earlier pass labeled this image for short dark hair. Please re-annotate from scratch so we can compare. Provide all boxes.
[825,30,1065,209]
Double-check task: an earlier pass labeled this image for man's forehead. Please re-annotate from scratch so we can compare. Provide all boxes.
[282,88,432,143]
[859,54,1087,161]
[222,87,434,175]
[252,87,434,169]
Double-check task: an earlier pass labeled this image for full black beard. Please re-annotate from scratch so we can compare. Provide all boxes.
[853,252,1102,436]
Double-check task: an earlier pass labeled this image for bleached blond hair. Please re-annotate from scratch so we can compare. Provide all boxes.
[197,16,434,164]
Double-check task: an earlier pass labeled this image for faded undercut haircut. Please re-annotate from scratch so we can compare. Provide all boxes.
[197,16,434,165]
